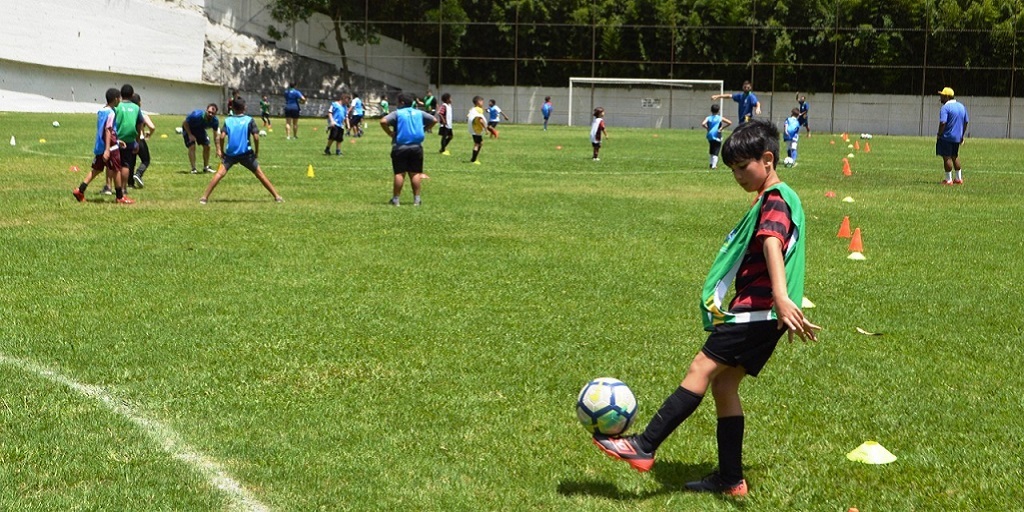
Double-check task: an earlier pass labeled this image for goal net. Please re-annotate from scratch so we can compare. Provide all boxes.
[568,78,724,129]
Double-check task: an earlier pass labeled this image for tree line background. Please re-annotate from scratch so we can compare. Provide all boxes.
[270,0,1024,97]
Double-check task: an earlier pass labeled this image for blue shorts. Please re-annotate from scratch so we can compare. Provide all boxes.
[936,139,960,157]
[798,117,809,127]
[183,130,210,148]
[284,107,300,119]
[222,151,260,172]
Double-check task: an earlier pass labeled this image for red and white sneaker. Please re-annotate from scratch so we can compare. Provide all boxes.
[116,196,135,204]
[953,179,964,185]
[72,189,85,202]
[685,472,749,496]
[941,180,954,186]
[592,435,655,472]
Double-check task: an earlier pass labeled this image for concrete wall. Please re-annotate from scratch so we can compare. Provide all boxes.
[0,58,222,115]
[0,0,207,83]
[433,85,1022,138]
[204,0,430,93]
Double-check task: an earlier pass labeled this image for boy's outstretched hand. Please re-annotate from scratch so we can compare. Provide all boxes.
[775,296,821,342]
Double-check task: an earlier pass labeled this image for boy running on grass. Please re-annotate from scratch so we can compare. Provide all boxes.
[590,107,607,161]
[200,98,282,204]
[467,96,488,165]
[114,84,143,200]
[702,103,732,169]
[486,99,510,138]
[73,88,125,203]
[784,108,800,164]
[437,93,454,155]
[380,93,436,206]
[592,119,820,496]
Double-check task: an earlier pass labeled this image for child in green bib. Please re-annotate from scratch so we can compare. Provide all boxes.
[594,119,820,496]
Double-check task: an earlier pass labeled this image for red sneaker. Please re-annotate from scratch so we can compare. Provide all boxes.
[953,179,964,185]
[72,189,85,202]
[941,180,954,186]
[592,435,655,472]
[116,196,135,204]
[685,472,749,497]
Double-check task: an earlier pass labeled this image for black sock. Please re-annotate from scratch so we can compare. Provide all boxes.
[638,386,703,453]
[717,415,745,483]
[78,183,88,194]
[115,188,124,200]
[471,148,480,162]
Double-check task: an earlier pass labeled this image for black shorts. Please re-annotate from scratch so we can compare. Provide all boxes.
[284,107,300,119]
[350,115,364,127]
[701,320,785,377]
[183,130,210,148]
[120,141,138,171]
[936,139,960,157]
[798,117,809,127]
[438,126,453,137]
[709,140,722,156]
[391,144,423,174]
[472,135,483,144]
[222,151,260,173]
[592,141,602,149]
[487,121,499,128]
[328,126,345,142]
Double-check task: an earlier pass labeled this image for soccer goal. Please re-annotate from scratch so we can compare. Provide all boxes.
[568,78,724,129]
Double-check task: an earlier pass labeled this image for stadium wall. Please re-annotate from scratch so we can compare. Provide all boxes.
[204,0,430,94]
[439,85,1023,138]
[0,58,222,115]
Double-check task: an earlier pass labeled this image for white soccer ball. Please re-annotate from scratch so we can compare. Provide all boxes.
[860,133,873,139]
[259,130,268,137]
[783,156,795,168]
[52,121,60,128]
[576,377,638,436]
[175,127,184,134]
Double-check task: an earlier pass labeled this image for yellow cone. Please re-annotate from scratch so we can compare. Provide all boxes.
[801,297,816,308]
[307,164,315,178]
[842,196,855,203]
[160,134,168,138]
[846,441,896,464]
[39,138,46,143]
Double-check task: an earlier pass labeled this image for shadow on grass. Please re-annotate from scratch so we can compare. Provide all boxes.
[558,460,750,507]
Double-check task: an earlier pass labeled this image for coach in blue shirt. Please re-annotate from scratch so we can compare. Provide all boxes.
[712,81,761,124]
[380,93,437,206]
[937,86,969,185]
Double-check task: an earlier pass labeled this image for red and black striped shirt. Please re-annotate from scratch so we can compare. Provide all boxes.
[729,190,795,312]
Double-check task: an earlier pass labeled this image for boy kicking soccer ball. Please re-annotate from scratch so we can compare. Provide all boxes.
[783,108,800,165]
[592,119,820,496]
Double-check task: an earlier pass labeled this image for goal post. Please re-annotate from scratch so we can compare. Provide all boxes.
[568,78,724,129]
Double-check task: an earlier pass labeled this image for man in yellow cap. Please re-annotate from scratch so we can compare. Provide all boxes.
[937,87,969,185]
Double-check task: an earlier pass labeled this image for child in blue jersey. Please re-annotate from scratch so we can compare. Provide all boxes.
[325,92,347,156]
[283,83,306,140]
[701,104,732,169]
[349,94,365,137]
[379,93,437,206]
[487,99,510,138]
[199,98,283,204]
[72,88,123,203]
[796,95,810,137]
[783,108,800,164]
[541,96,553,131]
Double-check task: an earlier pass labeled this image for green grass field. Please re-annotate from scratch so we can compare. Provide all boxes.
[2,110,1023,511]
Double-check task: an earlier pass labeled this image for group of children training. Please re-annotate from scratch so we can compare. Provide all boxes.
[700,88,812,169]
[73,84,282,205]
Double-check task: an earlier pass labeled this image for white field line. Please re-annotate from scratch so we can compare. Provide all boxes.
[0,354,269,512]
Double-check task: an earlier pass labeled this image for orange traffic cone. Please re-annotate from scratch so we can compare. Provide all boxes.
[864,142,871,153]
[848,228,863,252]
[842,158,852,176]
[854,140,861,151]
[837,216,852,238]
[841,132,849,142]
[830,139,836,145]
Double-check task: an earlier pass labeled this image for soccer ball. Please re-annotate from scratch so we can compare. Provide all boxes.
[175,127,184,134]
[259,130,268,137]
[52,121,60,128]
[576,377,637,435]
[783,156,795,168]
